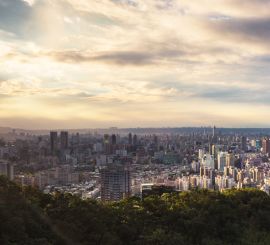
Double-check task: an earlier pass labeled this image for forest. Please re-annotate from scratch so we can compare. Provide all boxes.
[1,176,270,245]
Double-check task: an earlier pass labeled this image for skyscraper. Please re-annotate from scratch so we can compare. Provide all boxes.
[241,136,247,152]
[212,126,218,143]
[60,131,68,150]
[104,134,109,144]
[50,131,58,155]
[213,126,216,137]
[262,138,270,155]
[100,164,131,201]
[104,134,110,154]
[217,152,226,171]
[128,133,132,145]
[226,153,235,167]
[154,135,158,145]
[111,134,117,145]
[133,134,138,146]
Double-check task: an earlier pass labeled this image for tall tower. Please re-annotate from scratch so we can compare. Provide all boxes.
[213,126,216,137]
[104,134,110,154]
[132,134,138,146]
[128,133,132,145]
[241,136,247,152]
[50,131,58,155]
[100,164,131,201]
[60,131,69,150]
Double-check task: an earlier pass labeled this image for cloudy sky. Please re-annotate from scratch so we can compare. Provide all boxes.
[1,0,270,129]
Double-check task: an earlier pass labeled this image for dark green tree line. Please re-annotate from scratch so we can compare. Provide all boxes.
[1,176,270,245]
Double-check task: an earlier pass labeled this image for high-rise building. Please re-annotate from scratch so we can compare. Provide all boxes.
[262,138,270,155]
[60,131,68,150]
[154,135,158,145]
[200,166,215,186]
[50,131,58,155]
[254,167,264,183]
[201,154,215,169]
[212,126,218,143]
[111,134,117,145]
[103,134,111,154]
[70,133,80,146]
[133,134,138,146]
[217,152,226,171]
[198,149,204,160]
[256,139,262,150]
[213,126,216,137]
[0,161,14,180]
[104,134,109,144]
[100,164,131,201]
[241,136,247,152]
[128,133,132,145]
[75,132,80,145]
[226,153,235,167]
[209,143,213,155]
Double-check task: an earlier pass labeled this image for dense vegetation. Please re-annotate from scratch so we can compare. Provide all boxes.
[1,176,270,245]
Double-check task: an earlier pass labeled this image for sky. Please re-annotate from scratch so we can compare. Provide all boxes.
[1,0,270,129]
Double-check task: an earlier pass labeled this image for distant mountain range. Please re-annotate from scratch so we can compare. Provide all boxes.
[1,126,270,136]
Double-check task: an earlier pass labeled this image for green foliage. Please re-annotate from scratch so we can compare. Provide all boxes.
[0,176,64,244]
[1,176,270,244]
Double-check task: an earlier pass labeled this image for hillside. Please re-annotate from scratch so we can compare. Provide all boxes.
[1,176,270,244]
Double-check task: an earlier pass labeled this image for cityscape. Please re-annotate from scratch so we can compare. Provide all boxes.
[2,0,270,244]
[1,126,270,201]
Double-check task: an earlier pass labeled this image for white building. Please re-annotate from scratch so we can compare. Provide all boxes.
[217,152,227,171]
[202,154,215,169]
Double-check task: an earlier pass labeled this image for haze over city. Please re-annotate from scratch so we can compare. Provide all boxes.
[1,0,270,129]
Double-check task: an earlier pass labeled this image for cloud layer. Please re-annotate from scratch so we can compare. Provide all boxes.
[1,0,270,128]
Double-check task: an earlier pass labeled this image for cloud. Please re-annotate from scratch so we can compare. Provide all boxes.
[111,0,138,7]
[0,0,32,36]
[45,42,244,66]
[1,0,270,127]
[47,50,156,65]
[205,17,270,47]
[22,0,36,6]
[47,49,187,66]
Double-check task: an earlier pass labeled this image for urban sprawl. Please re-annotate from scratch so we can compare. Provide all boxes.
[1,127,270,201]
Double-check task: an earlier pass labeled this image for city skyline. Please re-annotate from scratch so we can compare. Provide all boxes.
[1,0,270,129]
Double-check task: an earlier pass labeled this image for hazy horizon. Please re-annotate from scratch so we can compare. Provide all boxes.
[1,0,270,128]
[3,125,270,132]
